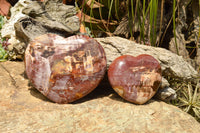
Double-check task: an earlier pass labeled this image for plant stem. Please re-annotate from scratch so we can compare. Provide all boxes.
[173,0,179,55]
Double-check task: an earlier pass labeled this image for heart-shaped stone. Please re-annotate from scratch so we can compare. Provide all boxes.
[25,34,107,103]
[108,54,162,104]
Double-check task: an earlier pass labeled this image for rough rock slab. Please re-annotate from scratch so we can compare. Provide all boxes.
[96,37,198,81]
[0,61,200,133]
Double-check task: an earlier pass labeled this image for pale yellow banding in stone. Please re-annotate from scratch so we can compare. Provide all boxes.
[114,86,124,96]
[64,56,73,72]
[83,50,94,72]
[140,69,161,86]
[76,93,83,98]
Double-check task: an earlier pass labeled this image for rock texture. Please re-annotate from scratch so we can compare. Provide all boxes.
[96,37,198,81]
[108,54,162,104]
[1,0,79,60]
[1,0,31,60]
[0,61,200,132]
[96,37,198,101]
[25,34,107,103]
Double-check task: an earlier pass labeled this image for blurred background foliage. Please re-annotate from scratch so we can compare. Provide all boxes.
[76,0,200,74]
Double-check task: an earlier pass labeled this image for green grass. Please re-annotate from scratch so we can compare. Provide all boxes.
[0,15,8,62]
[149,0,158,46]
[172,0,179,55]
[169,78,200,122]
[177,81,200,121]
[198,0,200,63]
[78,1,200,122]
[0,15,4,30]
[0,43,8,62]
[0,0,200,122]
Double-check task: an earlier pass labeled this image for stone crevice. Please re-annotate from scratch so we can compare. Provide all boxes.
[0,64,18,89]
[101,40,123,56]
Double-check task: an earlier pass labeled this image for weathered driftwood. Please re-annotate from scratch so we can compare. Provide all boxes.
[15,0,80,44]
[1,0,79,60]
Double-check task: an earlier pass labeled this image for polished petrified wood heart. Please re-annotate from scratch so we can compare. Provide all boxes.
[108,55,162,104]
[25,34,107,103]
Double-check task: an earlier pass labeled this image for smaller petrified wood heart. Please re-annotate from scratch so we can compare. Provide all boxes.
[25,34,106,103]
[108,54,162,104]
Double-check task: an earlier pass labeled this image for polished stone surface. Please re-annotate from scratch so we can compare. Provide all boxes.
[1,61,200,132]
[108,54,162,104]
[25,34,107,103]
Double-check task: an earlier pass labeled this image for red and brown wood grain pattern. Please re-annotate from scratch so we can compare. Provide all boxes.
[108,55,162,104]
[25,34,107,103]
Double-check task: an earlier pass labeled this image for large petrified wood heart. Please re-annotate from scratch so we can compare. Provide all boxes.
[25,34,107,103]
[108,55,162,104]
